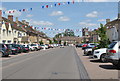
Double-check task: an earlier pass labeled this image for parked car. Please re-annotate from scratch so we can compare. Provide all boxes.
[76,44,84,48]
[106,41,120,69]
[93,48,107,62]
[5,44,17,55]
[30,44,40,51]
[84,46,93,55]
[83,43,98,55]
[28,44,35,51]
[22,45,29,53]
[0,44,10,57]
[10,44,22,53]
[82,44,88,47]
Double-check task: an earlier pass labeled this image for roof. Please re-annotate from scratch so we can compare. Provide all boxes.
[57,36,82,41]
[2,17,26,32]
[105,18,120,30]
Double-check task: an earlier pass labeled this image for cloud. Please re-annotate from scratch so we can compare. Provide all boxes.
[5,9,22,17]
[0,7,6,11]
[50,11,63,16]
[31,20,54,26]
[58,16,70,21]
[79,22,97,27]
[26,14,33,17]
[86,11,98,18]
[98,19,106,22]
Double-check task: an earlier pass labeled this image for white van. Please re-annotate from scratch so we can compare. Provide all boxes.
[106,41,120,69]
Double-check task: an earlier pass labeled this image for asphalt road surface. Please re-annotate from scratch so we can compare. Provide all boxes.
[2,46,90,79]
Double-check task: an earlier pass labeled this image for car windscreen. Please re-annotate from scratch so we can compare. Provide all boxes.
[31,44,36,46]
[108,42,117,49]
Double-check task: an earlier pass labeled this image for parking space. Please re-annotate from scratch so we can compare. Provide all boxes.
[76,48,118,79]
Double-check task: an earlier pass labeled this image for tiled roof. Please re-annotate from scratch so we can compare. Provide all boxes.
[105,18,120,30]
[2,17,26,32]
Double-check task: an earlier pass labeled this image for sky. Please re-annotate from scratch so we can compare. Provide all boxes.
[1,1,119,37]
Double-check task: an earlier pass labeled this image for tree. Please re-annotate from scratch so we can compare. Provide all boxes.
[49,40,53,44]
[64,29,75,36]
[53,38,58,44]
[96,23,110,48]
[55,33,62,38]
[39,40,44,45]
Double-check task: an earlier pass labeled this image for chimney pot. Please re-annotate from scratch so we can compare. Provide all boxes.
[106,19,110,23]
[8,15,13,21]
[22,20,26,24]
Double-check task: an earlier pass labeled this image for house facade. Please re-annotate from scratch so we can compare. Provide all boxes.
[0,10,50,44]
[105,18,120,42]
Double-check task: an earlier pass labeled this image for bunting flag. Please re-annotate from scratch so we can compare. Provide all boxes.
[42,6,44,8]
[2,1,75,14]
[38,27,82,32]
[23,9,25,11]
[30,8,32,11]
[58,3,61,6]
[68,2,70,4]
[54,4,57,7]
[46,5,49,8]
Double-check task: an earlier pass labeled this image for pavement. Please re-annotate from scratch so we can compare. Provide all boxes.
[2,46,89,79]
[76,48,118,79]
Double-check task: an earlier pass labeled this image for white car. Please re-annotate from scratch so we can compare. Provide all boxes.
[106,41,120,69]
[30,44,40,51]
[40,45,48,49]
[93,48,107,62]
[28,44,35,51]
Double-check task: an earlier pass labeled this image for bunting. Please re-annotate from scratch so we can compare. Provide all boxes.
[2,1,75,14]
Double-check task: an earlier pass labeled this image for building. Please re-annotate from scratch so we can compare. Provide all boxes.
[0,10,50,44]
[105,14,120,42]
[57,36,82,45]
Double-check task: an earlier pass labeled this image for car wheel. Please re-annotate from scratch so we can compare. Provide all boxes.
[100,54,107,63]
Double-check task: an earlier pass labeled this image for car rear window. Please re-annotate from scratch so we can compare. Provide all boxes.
[108,42,117,49]
[31,44,36,46]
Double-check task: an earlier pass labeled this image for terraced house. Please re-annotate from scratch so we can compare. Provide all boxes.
[0,10,50,44]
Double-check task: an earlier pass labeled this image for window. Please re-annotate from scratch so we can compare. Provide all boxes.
[8,40,11,43]
[9,30,11,34]
[2,40,6,44]
[3,29,6,36]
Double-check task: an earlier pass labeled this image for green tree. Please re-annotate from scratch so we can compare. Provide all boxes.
[55,33,62,38]
[96,23,110,48]
[49,40,53,44]
[39,40,44,45]
[64,29,75,36]
[53,38,58,44]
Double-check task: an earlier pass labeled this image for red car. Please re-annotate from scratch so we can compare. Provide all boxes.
[82,44,88,47]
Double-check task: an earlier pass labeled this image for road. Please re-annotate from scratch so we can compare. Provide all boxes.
[2,46,89,79]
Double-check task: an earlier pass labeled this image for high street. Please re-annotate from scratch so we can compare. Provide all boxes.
[2,47,89,79]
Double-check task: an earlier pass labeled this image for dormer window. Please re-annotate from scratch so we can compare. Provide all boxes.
[9,30,11,34]
[14,31,16,33]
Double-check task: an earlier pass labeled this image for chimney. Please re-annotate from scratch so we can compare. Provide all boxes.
[106,19,110,23]
[0,10,2,26]
[26,22,29,25]
[22,20,26,24]
[8,15,13,21]
[16,17,18,22]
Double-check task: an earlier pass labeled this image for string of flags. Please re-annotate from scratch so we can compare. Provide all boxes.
[2,1,75,14]
[37,27,82,32]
